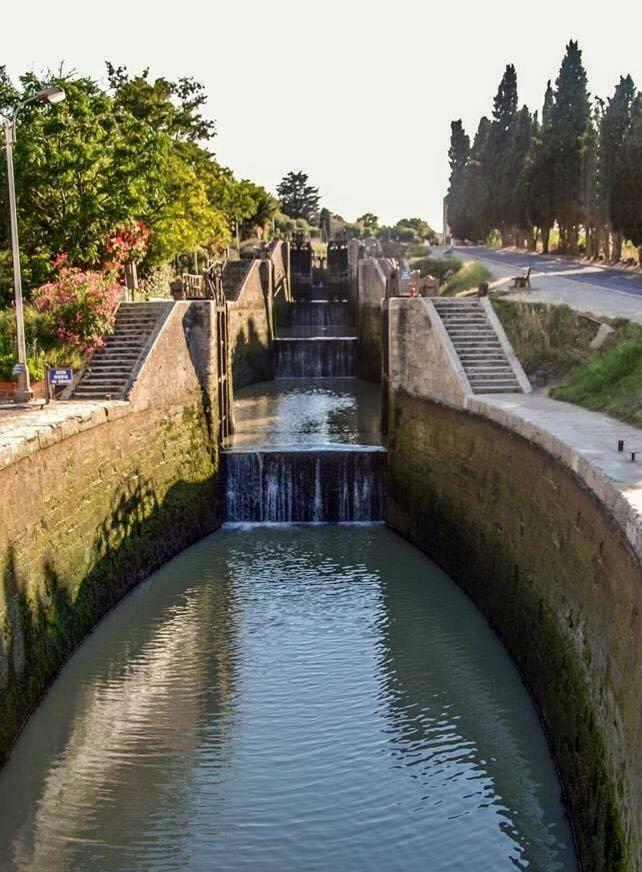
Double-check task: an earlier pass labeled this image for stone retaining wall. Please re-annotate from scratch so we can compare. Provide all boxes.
[357,258,386,382]
[387,391,641,872]
[227,260,273,389]
[0,302,222,763]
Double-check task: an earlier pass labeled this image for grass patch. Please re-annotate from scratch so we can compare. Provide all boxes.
[410,255,462,283]
[492,298,642,427]
[442,261,491,295]
[491,299,597,375]
[551,329,642,426]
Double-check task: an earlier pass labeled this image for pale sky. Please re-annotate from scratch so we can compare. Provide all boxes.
[4,0,642,229]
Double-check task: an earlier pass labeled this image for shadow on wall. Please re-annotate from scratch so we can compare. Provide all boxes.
[0,471,221,763]
[231,316,273,389]
[182,307,218,456]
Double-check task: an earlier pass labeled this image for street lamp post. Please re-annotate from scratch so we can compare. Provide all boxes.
[3,86,66,403]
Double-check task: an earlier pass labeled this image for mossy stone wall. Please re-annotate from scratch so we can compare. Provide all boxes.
[0,397,221,764]
[387,391,641,872]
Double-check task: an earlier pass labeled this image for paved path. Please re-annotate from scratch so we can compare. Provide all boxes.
[468,392,642,556]
[454,246,642,323]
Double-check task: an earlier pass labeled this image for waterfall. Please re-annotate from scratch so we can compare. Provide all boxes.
[273,338,357,378]
[224,449,386,523]
[290,302,352,330]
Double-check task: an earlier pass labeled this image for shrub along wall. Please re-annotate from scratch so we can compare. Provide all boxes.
[387,392,641,872]
[0,302,223,763]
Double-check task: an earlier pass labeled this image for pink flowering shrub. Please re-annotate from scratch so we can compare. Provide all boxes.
[34,264,122,353]
[103,221,152,268]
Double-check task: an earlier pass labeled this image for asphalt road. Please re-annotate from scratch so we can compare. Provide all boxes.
[451,246,642,323]
[462,246,642,297]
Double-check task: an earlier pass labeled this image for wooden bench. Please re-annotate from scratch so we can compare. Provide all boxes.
[512,267,532,289]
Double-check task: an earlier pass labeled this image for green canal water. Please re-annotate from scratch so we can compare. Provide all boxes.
[0,524,576,871]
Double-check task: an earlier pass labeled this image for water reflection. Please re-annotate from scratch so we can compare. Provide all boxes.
[0,556,239,871]
[378,548,574,870]
[224,378,382,450]
[0,526,576,871]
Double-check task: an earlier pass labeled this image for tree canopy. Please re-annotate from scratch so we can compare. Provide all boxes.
[0,63,275,302]
[446,41,642,259]
[276,171,320,222]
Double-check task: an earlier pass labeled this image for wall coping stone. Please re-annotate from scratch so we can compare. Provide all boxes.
[0,400,129,472]
[465,393,642,562]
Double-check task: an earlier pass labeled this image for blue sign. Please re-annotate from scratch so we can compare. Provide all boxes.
[48,367,73,386]
[11,363,26,376]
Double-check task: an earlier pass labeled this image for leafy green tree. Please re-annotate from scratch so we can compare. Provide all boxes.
[357,212,379,233]
[107,63,215,142]
[0,75,166,284]
[276,171,320,221]
[549,40,592,253]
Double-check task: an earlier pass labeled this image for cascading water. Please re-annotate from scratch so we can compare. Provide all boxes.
[273,338,357,378]
[224,448,386,522]
[276,299,354,338]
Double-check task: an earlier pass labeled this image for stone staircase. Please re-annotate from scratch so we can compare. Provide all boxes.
[222,260,253,300]
[70,302,169,400]
[432,299,523,394]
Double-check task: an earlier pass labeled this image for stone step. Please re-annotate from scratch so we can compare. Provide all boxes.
[97,344,145,352]
[91,354,140,362]
[84,367,133,374]
[459,353,507,361]
[452,342,503,350]
[468,377,520,387]
[472,385,520,394]
[448,330,498,338]
[78,378,129,387]
[464,365,515,378]
[73,390,126,399]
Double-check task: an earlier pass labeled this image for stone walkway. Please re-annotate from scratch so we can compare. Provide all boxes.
[468,392,642,556]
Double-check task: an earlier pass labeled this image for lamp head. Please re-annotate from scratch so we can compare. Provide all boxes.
[35,86,66,105]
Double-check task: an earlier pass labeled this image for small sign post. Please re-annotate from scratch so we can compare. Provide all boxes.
[47,367,73,403]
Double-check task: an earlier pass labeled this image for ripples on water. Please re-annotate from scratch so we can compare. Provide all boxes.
[0,526,577,871]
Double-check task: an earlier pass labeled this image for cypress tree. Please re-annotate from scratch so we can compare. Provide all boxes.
[504,105,533,246]
[601,75,636,260]
[549,41,591,253]
[525,82,555,252]
[484,64,518,243]
[618,93,642,262]
[447,120,470,240]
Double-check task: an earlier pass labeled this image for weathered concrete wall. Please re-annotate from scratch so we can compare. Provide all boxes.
[387,297,470,404]
[357,259,385,382]
[387,391,641,872]
[226,260,273,390]
[270,241,290,304]
[0,302,222,763]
